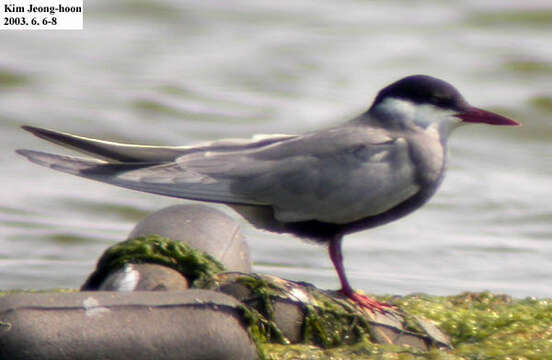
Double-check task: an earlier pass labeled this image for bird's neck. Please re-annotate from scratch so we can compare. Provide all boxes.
[364,98,462,144]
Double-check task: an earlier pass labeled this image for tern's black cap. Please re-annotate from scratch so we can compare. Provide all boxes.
[371,75,469,111]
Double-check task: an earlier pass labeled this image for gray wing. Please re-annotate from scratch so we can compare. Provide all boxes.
[173,127,420,224]
[17,125,420,224]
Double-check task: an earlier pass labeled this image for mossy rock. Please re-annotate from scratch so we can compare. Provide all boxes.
[81,235,225,290]
[4,235,551,359]
[246,290,552,359]
[391,292,552,360]
[208,272,452,358]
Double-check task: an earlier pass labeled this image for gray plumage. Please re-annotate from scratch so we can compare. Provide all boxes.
[16,116,434,231]
[16,75,518,311]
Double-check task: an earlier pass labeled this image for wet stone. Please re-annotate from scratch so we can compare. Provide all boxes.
[0,290,258,360]
[98,263,189,291]
[80,235,225,291]
[271,298,305,344]
[128,204,251,272]
[415,315,453,349]
[209,272,453,352]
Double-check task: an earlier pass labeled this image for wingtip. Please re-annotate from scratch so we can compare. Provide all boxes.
[15,148,32,158]
[21,125,38,132]
[21,125,56,140]
[15,149,48,164]
[20,125,79,148]
[21,125,49,136]
[15,149,51,167]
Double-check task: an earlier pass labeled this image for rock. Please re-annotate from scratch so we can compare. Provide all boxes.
[128,204,251,272]
[0,290,258,360]
[212,272,452,350]
[98,263,189,291]
[81,235,224,291]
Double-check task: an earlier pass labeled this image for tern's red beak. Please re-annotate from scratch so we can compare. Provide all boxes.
[455,106,519,126]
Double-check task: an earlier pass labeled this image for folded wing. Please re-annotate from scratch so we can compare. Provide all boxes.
[17,125,420,224]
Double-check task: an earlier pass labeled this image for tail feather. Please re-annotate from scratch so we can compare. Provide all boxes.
[15,149,107,174]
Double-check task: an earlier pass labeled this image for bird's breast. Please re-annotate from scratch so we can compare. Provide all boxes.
[406,133,446,187]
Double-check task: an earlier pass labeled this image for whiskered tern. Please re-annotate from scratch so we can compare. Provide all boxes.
[17,75,519,312]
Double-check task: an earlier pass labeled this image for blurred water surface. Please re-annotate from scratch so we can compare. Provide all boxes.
[1,0,551,296]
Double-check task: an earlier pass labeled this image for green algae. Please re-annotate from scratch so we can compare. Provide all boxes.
[222,279,552,359]
[214,273,373,347]
[255,291,552,359]
[211,272,451,358]
[392,292,552,360]
[236,304,271,360]
[302,289,373,348]
[81,235,225,290]
[263,342,448,360]
[4,235,551,359]
[234,275,290,345]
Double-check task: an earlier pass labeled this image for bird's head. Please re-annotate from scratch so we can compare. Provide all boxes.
[368,75,519,136]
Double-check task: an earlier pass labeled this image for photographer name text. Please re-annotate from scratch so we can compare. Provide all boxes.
[1,0,83,30]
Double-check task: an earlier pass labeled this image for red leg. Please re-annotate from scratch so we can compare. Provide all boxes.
[329,235,392,313]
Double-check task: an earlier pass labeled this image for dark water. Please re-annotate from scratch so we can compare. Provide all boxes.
[1,0,551,297]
